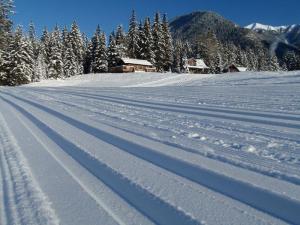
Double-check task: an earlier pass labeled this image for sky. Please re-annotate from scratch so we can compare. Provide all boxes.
[13,0,300,36]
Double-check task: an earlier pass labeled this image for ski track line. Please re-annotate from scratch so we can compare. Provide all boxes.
[30,88,300,121]
[0,95,201,225]
[2,100,137,225]
[28,88,300,146]
[0,111,60,225]
[15,89,300,185]
[39,90,300,131]
[3,94,287,225]
[3,91,300,225]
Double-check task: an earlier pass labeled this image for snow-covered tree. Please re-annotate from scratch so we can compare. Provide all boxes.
[63,33,77,77]
[161,14,173,71]
[115,25,127,58]
[47,26,63,79]
[5,26,34,85]
[268,54,281,71]
[69,21,84,74]
[127,10,139,58]
[91,31,108,73]
[152,12,165,71]
[107,33,119,68]
[142,17,155,64]
[0,0,13,51]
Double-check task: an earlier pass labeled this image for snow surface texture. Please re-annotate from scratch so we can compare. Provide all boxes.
[1,71,300,225]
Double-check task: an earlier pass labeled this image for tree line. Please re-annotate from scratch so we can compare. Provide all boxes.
[0,2,181,86]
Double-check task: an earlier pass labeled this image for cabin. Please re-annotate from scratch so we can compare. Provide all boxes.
[109,58,156,73]
[222,64,248,73]
[187,58,209,74]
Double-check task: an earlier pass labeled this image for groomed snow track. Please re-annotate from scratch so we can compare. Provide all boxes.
[1,74,300,225]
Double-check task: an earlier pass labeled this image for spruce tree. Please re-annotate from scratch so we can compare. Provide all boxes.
[91,32,108,73]
[47,26,63,79]
[161,14,173,71]
[63,33,77,77]
[115,25,127,57]
[6,26,34,85]
[143,17,155,64]
[152,12,165,71]
[69,21,84,74]
[127,10,139,58]
[107,33,119,68]
[28,22,41,81]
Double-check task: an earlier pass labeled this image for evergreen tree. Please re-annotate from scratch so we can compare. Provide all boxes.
[127,10,139,58]
[268,54,281,71]
[5,26,34,85]
[161,14,173,71]
[0,0,13,50]
[152,12,165,71]
[40,27,51,78]
[69,21,84,74]
[115,25,127,57]
[107,33,119,68]
[143,17,155,64]
[47,25,63,79]
[91,32,108,73]
[63,38,77,77]
[284,51,300,71]
[28,22,41,81]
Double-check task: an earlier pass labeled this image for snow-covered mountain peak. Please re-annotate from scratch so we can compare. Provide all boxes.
[245,23,288,32]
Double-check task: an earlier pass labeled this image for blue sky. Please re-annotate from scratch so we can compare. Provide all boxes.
[13,0,300,36]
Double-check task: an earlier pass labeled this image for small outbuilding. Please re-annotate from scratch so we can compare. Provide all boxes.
[222,64,248,73]
[109,58,156,73]
[187,58,209,74]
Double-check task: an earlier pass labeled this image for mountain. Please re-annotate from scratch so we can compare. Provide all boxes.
[170,11,262,49]
[245,23,289,32]
[169,11,300,70]
[245,23,300,57]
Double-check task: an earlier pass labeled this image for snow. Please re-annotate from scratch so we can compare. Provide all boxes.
[245,23,289,32]
[1,71,300,224]
[121,58,153,66]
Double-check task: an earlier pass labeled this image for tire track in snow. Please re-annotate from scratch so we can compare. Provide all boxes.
[1,95,201,225]
[3,92,300,225]
[0,111,59,225]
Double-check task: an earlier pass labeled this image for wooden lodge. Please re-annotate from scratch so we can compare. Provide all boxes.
[187,58,209,74]
[222,64,248,73]
[109,58,156,73]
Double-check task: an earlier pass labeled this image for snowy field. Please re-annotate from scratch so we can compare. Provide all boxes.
[1,71,300,225]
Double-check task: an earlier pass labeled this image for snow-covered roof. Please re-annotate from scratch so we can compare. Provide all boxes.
[237,67,248,72]
[121,58,153,66]
[188,59,209,69]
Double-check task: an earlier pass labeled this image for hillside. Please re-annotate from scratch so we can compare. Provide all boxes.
[170,11,300,70]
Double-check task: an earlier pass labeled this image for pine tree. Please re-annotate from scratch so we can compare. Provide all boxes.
[47,25,63,79]
[115,25,127,58]
[91,32,108,73]
[40,27,51,78]
[63,31,77,77]
[161,14,173,71]
[28,22,41,81]
[143,17,155,64]
[152,12,165,72]
[268,54,280,71]
[5,26,34,85]
[0,0,13,51]
[69,21,84,74]
[127,10,139,58]
[107,33,119,68]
